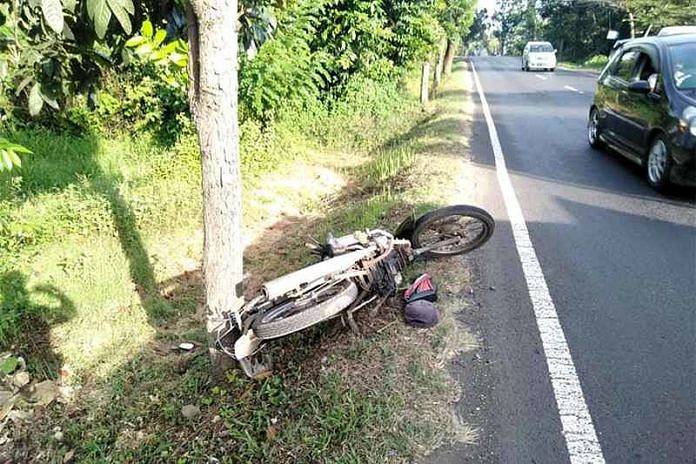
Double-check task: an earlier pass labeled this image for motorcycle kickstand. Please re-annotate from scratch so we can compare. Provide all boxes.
[368,295,389,317]
[344,308,361,336]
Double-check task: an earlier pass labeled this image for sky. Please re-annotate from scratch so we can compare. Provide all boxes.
[477,0,497,13]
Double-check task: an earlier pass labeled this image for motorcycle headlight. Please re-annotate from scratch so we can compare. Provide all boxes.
[679,106,696,137]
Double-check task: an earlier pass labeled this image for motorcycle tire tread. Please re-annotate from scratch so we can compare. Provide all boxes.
[253,280,359,340]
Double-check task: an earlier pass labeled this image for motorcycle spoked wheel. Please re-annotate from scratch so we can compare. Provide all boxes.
[411,205,494,258]
[252,280,359,340]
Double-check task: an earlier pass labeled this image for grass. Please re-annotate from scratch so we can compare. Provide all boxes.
[2,60,479,462]
[559,54,608,72]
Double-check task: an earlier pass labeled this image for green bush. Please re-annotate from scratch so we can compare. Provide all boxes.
[239,0,330,122]
[584,54,609,70]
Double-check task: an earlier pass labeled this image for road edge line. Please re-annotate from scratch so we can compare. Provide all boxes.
[470,61,606,464]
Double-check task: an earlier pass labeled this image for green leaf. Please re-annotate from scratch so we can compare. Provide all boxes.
[28,83,44,116]
[107,0,131,35]
[125,35,145,47]
[141,20,153,39]
[153,29,166,46]
[15,75,33,96]
[86,0,97,19]
[118,0,134,15]
[93,0,111,38]
[62,22,75,40]
[0,356,19,375]
[41,0,64,34]
[134,43,153,56]
[1,150,13,171]
[8,150,22,168]
[161,41,178,54]
[62,0,77,13]
[7,144,32,154]
[41,92,60,110]
[169,52,188,67]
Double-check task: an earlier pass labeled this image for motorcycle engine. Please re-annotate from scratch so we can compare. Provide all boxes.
[372,248,409,296]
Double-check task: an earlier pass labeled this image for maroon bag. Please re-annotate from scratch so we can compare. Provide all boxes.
[404,273,438,303]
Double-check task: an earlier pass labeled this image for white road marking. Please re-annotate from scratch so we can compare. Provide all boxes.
[535,74,548,80]
[470,62,606,464]
[564,85,584,94]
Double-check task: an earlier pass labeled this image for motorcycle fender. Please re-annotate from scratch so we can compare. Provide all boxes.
[394,213,416,239]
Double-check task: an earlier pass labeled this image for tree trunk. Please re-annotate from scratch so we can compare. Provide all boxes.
[444,39,456,75]
[628,11,636,38]
[187,0,243,371]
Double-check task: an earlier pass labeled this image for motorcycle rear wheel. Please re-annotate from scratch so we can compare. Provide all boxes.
[252,280,359,340]
[411,205,494,258]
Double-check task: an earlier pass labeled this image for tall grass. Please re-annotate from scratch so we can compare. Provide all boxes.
[0,70,420,363]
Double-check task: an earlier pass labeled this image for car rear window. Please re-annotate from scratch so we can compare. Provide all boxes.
[529,44,553,52]
[670,43,696,90]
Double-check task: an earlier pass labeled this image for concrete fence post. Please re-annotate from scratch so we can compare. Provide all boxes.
[421,62,430,104]
[434,51,443,89]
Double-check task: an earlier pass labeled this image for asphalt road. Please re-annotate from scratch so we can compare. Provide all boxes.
[430,56,695,463]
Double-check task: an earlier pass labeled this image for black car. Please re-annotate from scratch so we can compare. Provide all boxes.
[588,33,696,191]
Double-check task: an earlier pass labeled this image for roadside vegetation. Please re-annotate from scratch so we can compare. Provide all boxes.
[2,59,479,461]
[0,0,484,460]
[559,55,609,72]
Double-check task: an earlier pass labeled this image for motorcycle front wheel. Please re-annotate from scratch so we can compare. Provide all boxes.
[411,205,494,258]
[252,280,359,340]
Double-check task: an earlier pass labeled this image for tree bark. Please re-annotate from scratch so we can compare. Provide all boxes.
[628,11,635,38]
[187,0,243,371]
[444,39,456,75]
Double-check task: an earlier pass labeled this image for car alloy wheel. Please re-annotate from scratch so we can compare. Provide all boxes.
[588,112,598,143]
[588,109,602,148]
[647,139,668,185]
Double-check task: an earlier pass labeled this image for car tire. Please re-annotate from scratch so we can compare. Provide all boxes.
[550,67,555,72]
[587,108,604,149]
[645,134,673,192]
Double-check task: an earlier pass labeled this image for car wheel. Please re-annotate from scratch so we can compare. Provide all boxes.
[645,135,673,192]
[550,67,555,72]
[587,108,604,149]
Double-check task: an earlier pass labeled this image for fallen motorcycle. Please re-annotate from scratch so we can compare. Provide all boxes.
[225,205,495,377]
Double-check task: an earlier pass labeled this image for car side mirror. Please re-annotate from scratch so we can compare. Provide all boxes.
[553,49,557,53]
[628,80,651,94]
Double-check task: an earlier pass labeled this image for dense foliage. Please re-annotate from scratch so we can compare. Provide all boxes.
[1,0,476,140]
[489,0,695,62]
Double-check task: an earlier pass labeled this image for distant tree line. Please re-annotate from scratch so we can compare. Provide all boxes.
[479,0,696,61]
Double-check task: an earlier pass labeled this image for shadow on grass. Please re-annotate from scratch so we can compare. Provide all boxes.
[0,271,76,379]
[0,130,192,388]
[2,63,473,461]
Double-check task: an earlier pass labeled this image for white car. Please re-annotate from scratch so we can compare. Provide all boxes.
[522,41,557,71]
